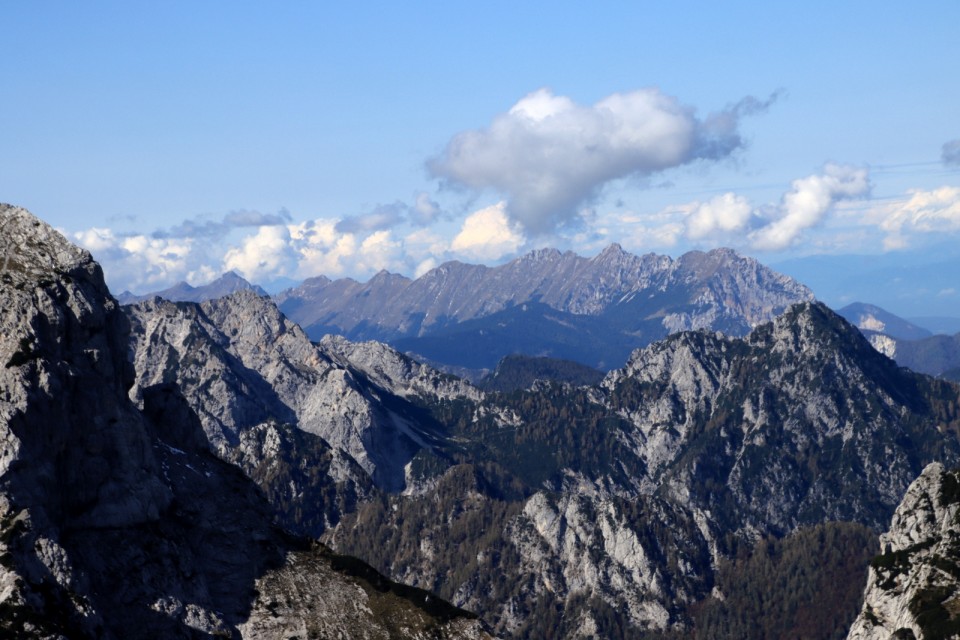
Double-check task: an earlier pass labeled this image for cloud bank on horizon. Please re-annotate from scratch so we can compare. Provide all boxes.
[67,129,960,300]
[60,89,959,296]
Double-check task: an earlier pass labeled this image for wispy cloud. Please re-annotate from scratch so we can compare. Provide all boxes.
[428,87,778,235]
[335,203,407,234]
[943,139,960,167]
[335,195,447,234]
[152,208,292,239]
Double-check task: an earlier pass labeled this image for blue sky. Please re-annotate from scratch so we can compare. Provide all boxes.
[2,2,958,316]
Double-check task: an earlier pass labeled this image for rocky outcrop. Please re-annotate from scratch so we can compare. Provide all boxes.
[847,463,960,640]
[0,203,493,639]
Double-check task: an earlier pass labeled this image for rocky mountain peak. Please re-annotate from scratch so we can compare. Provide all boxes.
[595,242,626,259]
[117,269,269,305]
[751,301,878,361]
[369,269,411,286]
[0,203,99,288]
[518,247,563,263]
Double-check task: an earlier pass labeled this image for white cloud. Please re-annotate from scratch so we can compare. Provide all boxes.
[357,230,404,273]
[450,202,526,261]
[867,186,960,249]
[414,257,438,278]
[222,225,299,282]
[73,227,119,253]
[429,87,774,235]
[403,228,448,262]
[295,221,360,278]
[685,193,753,239]
[70,228,218,292]
[749,164,869,251]
[626,221,685,248]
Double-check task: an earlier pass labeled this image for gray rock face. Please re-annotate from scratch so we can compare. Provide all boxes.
[37,185,951,639]
[118,261,960,638]
[125,289,482,501]
[869,331,960,380]
[0,205,172,531]
[278,245,811,337]
[847,463,960,640]
[0,204,493,639]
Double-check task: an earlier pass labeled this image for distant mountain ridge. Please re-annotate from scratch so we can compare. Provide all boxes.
[867,331,960,381]
[836,302,933,341]
[830,301,960,381]
[275,244,814,372]
[117,270,267,304]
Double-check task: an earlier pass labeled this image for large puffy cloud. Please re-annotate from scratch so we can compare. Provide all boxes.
[749,164,869,251]
[450,202,526,261]
[943,139,960,167]
[429,87,775,235]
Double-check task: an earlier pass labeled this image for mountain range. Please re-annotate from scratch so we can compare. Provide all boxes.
[114,240,960,633]
[273,245,812,374]
[6,202,960,638]
[117,270,268,305]
[0,204,491,638]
